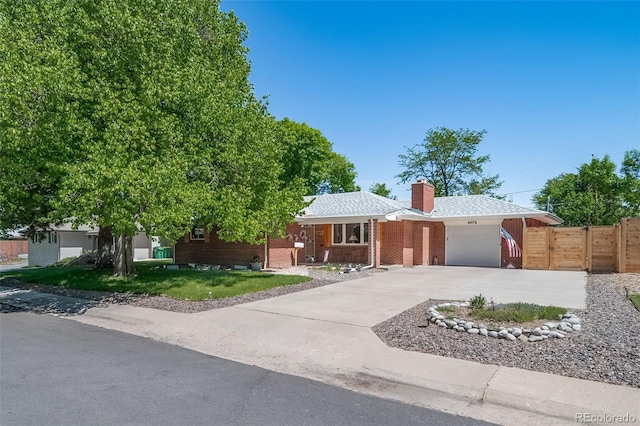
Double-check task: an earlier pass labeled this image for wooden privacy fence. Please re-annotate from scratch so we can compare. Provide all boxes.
[522,218,640,272]
[0,240,28,261]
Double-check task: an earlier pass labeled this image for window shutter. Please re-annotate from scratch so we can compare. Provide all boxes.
[204,230,210,243]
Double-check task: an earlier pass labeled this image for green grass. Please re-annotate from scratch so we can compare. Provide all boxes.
[630,294,640,312]
[470,302,566,323]
[1,260,312,301]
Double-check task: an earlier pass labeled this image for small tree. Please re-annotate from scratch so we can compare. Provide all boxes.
[369,182,396,199]
[397,127,502,197]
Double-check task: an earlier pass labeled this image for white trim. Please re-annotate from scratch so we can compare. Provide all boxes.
[443,218,503,227]
[298,215,389,225]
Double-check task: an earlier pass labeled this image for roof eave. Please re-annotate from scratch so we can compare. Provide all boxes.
[296,214,390,225]
[433,212,563,225]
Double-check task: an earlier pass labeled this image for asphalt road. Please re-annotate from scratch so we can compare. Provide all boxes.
[1,312,494,426]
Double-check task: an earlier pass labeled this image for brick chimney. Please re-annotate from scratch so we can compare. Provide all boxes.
[411,180,434,213]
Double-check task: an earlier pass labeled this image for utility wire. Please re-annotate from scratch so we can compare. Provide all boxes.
[498,152,626,176]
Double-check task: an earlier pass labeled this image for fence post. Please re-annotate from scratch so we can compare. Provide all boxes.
[614,223,620,273]
[586,227,592,272]
[619,218,627,273]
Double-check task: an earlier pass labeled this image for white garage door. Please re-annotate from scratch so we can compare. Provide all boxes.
[446,225,500,267]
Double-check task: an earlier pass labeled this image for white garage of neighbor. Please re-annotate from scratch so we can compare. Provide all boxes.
[28,224,157,267]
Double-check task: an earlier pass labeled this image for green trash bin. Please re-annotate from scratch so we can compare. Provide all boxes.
[153,246,165,259]
[163,247,172,259]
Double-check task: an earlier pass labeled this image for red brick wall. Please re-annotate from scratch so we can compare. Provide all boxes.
[327,245,369,264]
[410,221,446,266]
[381,221,446,266]
[267,224,303,268]
[380,222,403,265]
[174,224,303,269]
[411,181,435,213]
[500,218,548,269]
[429,222,446,265]
[175,230,261,268]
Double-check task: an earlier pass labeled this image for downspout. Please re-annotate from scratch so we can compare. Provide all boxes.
[362,219,376,270]
[264,232,268,269]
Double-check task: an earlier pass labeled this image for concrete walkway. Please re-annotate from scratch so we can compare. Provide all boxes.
[60,267,636,424]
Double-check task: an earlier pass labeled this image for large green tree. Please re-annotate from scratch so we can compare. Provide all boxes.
[277,118,358,195]
[396,127,502,197]
[0,0,306,275]
[533,152,639,226]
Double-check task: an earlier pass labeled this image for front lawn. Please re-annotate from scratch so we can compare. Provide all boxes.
[630,294,640,312]
[1,260,311,300]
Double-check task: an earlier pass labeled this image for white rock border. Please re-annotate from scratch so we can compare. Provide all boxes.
[426,302,581,343]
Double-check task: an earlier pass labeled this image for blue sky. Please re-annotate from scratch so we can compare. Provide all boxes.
[220,1,640,207]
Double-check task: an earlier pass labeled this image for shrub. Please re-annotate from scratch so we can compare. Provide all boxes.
[470,302,565,323]
[469,294,486,310]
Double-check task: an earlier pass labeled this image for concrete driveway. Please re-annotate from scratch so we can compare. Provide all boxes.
[69,266,636,425]
[239,266,587,327]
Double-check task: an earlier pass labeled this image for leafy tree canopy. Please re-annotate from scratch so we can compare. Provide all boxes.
[369,182,396,199]
[396,127,502,197]
[277,118,358,195]
[533,151,640,226]
[0,0,307,275]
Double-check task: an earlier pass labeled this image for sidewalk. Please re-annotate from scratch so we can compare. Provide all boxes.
[64,269,639,425]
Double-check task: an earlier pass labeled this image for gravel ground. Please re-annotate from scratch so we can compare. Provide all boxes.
[372,273,640,389]
[0,267,382,314]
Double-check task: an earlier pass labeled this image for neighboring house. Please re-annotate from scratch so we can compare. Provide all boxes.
[28,224,157,267]
[175,180,562,269]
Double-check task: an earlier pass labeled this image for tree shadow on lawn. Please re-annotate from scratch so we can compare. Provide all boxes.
[2,264,310,301]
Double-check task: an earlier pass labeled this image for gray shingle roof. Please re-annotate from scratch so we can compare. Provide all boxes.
[301,192,412,218]
[299,192,561,224]
[399,195,553,219]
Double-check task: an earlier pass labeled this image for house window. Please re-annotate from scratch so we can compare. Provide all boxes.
[332,222,369,245]
[190,227,205,241]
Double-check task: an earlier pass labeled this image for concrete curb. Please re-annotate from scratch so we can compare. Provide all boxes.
[483,366,640,422]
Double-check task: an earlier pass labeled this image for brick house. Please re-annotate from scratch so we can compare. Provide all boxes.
[175,180,562,269]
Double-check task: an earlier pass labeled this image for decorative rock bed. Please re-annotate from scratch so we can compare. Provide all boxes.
[426,301,582,343]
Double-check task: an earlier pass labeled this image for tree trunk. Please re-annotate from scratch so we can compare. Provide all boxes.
[114,234,135,277]
[95,226,114,269]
